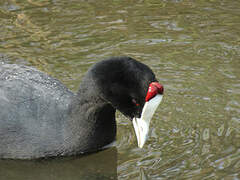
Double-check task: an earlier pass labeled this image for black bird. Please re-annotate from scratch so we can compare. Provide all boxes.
[0,56,164,159]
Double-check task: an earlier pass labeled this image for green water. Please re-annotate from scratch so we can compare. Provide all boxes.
[0,0,240,179]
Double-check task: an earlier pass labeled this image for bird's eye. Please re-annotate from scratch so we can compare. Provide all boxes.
[132,99,140,106]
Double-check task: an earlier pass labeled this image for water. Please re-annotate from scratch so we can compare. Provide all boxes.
[0,0,240,179]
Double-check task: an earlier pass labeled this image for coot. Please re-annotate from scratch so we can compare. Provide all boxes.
[0,56,163,159]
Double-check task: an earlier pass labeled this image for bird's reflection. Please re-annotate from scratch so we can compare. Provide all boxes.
[0,147,117,180]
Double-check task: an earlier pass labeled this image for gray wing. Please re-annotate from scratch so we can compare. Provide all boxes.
[0,64,74,158]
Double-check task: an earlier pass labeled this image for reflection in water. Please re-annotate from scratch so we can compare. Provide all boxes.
[0,147,117,180]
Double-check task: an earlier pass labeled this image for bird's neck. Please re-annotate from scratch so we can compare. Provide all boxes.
[64,78,116,155]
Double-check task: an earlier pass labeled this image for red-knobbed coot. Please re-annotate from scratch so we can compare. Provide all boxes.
[0,56,164,159]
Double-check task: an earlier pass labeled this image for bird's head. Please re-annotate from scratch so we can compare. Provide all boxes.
[91,56,164,147]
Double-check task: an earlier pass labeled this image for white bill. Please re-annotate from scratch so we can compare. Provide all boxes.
[133,94,163,148]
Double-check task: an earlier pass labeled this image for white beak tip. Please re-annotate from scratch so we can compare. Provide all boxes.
[138,143,144,148]
[132,94,163,148]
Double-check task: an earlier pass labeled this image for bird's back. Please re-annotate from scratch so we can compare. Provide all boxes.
[0,64,74,159]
